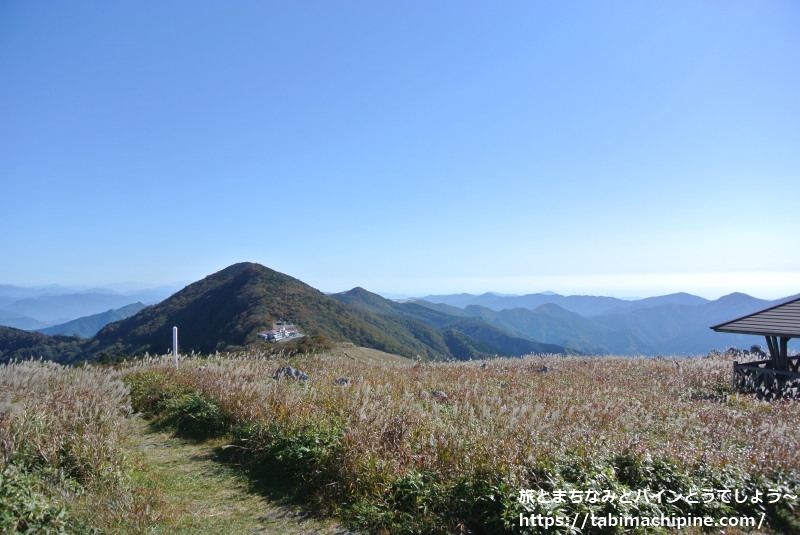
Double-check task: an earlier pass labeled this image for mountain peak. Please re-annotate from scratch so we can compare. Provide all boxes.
[716,292,758,303]
[83,263,465,362]
[87,262,327,356]
[333,287,397,315]
[345,286,374,296]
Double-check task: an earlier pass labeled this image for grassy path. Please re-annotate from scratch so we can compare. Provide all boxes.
[128,418,355,535]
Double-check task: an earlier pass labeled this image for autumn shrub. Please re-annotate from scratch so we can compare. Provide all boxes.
[159,390,228,439]
[0,359,157,533]
[125,367,176,415]
[120,351,800,534]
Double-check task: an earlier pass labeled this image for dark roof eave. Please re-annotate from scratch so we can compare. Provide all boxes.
[711,326,799,338]
[709,295,800,338]
[709,296,800,330]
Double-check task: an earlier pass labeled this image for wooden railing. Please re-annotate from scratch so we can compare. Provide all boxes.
[733,357,800,398]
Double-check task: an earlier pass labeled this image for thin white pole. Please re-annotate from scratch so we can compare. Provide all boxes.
[172,326,178,369]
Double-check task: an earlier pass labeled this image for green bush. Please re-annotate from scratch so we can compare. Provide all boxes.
[124,369,175,416]
[161,391,228,439]
[124,369,229,439]
[230,420,343,486]
[0,464,70,535]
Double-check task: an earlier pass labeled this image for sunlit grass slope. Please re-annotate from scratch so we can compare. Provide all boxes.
[2,348,798,533]
[122,350,800,534]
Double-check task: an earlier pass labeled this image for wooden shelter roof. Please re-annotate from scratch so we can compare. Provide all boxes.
[711,296,800,338]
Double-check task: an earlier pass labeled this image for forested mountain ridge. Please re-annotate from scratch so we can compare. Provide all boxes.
[412,292,800,355]
[1,263,567,364]
[331,287,568,357]
[2,264,793,363]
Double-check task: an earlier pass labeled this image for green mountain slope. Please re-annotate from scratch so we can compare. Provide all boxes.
[82,263,437,360]
[8,264,773,364]
[0,326,84,364]
[81,262,549,363]
[332,287,569,356]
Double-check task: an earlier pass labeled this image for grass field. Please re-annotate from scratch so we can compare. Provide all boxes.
[2,348,798,534]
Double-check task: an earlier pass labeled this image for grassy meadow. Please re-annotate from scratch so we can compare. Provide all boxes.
[1,348,798,533]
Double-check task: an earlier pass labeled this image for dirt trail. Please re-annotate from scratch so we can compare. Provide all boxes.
[129,418,355,535]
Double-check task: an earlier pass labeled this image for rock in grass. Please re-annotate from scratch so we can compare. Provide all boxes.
[273,366,309,381]
[430,390,449,402]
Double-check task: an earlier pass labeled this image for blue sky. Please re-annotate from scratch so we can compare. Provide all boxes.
[1,1,798,299]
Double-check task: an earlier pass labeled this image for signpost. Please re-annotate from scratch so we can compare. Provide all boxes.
[173,326,178,369]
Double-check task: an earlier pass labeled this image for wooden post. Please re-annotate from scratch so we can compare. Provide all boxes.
[765,335,777,361]
[778,337,790,372]
[733,360,738,390]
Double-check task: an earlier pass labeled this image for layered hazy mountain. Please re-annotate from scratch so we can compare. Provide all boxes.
[417,291,710,316]
[0,263,569,365]
[0,284,180,329]
[35,303,147,338]
[413,291,800,355]
[1,264,795,364]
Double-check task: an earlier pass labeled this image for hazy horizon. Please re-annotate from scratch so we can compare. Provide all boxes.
[2,271,796,302]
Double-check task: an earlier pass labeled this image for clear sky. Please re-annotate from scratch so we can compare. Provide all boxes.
[1,1,798,300]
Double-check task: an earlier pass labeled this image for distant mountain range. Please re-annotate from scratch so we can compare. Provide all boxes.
[417,291,710,316]
[330,287,565,358]
[35,303,147,338]
[0,284,179,329]
[413,291,799,355]
[0,263,569,365]
[0,263,795,364]
[85,264,568,361]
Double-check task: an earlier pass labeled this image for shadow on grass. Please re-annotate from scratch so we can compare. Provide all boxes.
[214,445,304,503]
[211,447,358,534]
[140,419,355,535]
